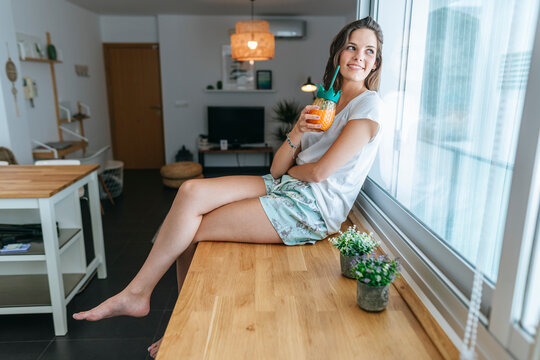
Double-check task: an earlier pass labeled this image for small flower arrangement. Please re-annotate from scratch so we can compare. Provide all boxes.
[328,225,379,257]
[353,254,401,287]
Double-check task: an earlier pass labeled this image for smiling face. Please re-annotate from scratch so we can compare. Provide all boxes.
[338,28,378,88]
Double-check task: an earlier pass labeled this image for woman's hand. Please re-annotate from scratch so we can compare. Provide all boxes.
[292,105,324,135]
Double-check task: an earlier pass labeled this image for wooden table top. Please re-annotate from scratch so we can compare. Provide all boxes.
[157,222,442,360]
[0,165,99,198]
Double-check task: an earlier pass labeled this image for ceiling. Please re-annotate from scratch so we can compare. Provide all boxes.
[65,0,357,16]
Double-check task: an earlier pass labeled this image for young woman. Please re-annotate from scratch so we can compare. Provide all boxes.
[74,16,384,358]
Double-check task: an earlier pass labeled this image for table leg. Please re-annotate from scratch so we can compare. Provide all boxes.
[198,152,205,168]
[39,198,67,336]
[88,172,107,279]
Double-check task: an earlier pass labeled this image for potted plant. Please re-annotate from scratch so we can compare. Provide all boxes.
[353,254,400,312]
[272,99,302,141]
[328,225,379,278]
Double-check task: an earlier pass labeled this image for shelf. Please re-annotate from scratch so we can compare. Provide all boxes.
[0,228,81,260]
[20,57,62,64]
[199,146,273,154]
[32,140,88,159]
[60,115,90,124]
[0,273,84,307]
[204,89,276,93]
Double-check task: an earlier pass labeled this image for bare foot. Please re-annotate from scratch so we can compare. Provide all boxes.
[73,289,150,321]
[148,338,162,358]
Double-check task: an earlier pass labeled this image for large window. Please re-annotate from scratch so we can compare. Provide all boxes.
[359,0,540,358]
[371,0,539,282]
[521,182,540,335]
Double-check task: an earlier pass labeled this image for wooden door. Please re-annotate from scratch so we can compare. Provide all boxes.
[104,44,165,169]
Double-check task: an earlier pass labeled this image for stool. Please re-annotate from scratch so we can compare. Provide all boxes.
[160,161,204,188]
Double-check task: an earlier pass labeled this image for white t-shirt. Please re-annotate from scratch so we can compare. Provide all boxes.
[296,90,383,233]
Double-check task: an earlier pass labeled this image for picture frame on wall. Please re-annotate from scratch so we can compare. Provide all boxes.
[256,70,272,90]
[221,45,254,90]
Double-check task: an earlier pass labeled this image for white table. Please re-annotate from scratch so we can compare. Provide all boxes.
[0,165,107,335]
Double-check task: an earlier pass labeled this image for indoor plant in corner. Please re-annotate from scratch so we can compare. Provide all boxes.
[272,99,302,141]
[329,225,379,278]
[353,254,400,312]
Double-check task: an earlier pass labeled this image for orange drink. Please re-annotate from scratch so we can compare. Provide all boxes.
[307,66,342,131]
[307,109,336,131]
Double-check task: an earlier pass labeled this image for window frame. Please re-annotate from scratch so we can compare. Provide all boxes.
[357,1,540,358]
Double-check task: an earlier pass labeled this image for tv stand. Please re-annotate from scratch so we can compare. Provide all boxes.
[198,146,274,169]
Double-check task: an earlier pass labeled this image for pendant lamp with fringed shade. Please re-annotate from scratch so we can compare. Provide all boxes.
[230,0,275,61]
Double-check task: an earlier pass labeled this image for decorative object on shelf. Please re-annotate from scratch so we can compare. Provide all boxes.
[256,70,272,90]
[272,99,302,141]
[353,254,401,312]
[175,145,194,162]
[15,33,42,59]
[206,84,215,90]
[47,43,57,60]
[216,80,223,90]
[4,43,20,116]
[74,102,91,119]
[222,44,254,90]
[75,64,89,77]
[198,134,210,151]
[301,76,317,99]
[329,225,379,278]
[230,0,274,61]
[34,43,44,59]
[17,42,26,60]
[220,139,228,151]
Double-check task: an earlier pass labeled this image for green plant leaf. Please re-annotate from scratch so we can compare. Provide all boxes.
[272,99,302,141]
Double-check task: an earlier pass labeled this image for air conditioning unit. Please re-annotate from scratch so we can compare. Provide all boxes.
[267,19,306,39]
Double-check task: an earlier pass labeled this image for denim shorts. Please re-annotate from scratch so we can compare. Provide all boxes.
[259,174,329,245]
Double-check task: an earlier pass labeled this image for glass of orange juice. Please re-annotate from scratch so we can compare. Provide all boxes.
[307,66,342,131]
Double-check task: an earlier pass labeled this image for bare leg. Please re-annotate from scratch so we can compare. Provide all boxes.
[149,196,282,358]
[73,175,276,321]
[147,241,195,357]
[175,243,197,293]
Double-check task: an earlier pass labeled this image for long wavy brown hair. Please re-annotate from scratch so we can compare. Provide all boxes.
[322,16,384,92]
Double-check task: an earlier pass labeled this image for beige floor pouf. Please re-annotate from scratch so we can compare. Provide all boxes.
[160,161,204,188]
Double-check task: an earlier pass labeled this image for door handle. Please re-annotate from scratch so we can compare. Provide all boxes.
[150,106,162,110]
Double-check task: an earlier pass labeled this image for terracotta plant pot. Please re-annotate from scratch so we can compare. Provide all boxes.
[340,253,362,279]
[356,280,389,312]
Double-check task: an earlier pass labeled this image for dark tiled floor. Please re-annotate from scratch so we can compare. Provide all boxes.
[0,168,267,360]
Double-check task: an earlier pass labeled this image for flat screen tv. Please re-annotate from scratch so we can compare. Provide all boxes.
[207,106,265,147]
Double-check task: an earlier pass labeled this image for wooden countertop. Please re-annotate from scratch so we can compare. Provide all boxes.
[0,165,99,198]
[157,221,442,360]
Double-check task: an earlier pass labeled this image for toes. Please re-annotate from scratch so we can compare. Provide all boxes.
[73,312,86,320]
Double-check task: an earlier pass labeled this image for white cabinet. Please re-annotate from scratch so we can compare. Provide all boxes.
[0,166,107,336]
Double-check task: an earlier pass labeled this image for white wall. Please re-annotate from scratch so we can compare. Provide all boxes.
[11,0,111,156]
[0,0,32,163]
[158,15,346,166]
[100,16,158,43]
